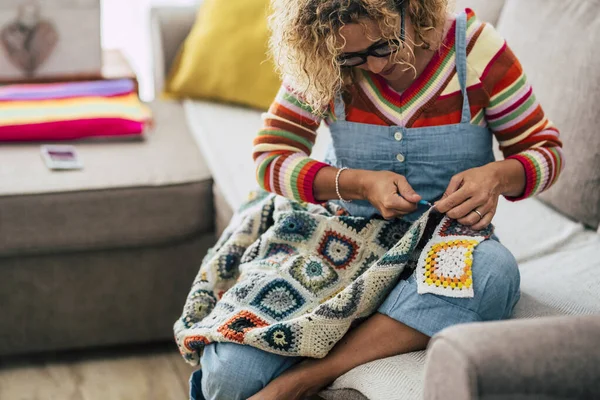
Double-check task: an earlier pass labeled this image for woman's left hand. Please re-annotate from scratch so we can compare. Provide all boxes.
[434,163,503,230]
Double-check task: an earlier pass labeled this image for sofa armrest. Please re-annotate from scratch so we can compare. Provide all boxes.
[150,4,199,96]
[423,316,600,400]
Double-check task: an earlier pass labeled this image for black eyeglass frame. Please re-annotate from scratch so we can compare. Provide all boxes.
[337,0,407,68]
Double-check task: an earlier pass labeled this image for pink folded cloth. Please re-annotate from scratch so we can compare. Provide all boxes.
[0,79,150,142]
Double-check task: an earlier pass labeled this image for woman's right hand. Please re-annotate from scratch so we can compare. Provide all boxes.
[359,170,422,219]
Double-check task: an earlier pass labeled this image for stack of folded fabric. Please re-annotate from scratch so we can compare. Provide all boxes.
[0,79,151,142]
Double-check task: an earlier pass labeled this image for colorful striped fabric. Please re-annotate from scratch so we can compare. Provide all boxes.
[0,79,150,142]
[254,87,329,203]
[253,9,563,203]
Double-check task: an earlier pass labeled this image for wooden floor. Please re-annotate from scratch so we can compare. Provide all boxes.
[0,342,196,400]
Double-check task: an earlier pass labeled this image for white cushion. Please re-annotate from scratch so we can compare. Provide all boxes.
[183,99,332,210]
[514,232,600,318]
[325,351,426,400]
[494,197,590,264]
[183,100,259,209]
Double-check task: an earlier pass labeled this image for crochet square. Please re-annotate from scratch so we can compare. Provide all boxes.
[250,279,306,320]
[230,273,265,301]
[273,212,317,242]
[262,323,299,352]
[182,289,217,328]
[376,220,411,250]
[289,256,339,295]
[377,227,420,268]
[338,215,372,234]
[418,239,477,298]
[183,335,211,352]
[318,230,360,269]
[217,310,269,343]
[314,279,365,319]
[264,243,297,259]
[216,244,245,279]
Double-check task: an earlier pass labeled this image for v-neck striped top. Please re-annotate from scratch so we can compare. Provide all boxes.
[253,9,563,203]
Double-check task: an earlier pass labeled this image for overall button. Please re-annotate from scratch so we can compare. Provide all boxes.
[396,153,405,162]
[394,131,403,141]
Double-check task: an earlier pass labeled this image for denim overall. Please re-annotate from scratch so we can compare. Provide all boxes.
[325,12,495,221]
[190,13,520,400]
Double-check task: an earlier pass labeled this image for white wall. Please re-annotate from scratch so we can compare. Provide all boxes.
[101,0,196,101]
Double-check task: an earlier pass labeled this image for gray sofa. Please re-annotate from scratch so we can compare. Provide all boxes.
[152,0,600,398]
[0,100,215,355]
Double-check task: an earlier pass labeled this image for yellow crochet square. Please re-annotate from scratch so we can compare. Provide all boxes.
[423,239,478,290]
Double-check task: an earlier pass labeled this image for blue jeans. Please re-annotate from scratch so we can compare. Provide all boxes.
[190,342,302,400]
[190,238,520,400]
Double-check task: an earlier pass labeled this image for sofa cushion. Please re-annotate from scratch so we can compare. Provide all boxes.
[454,0,506,25]
[513,231,600,318]
[183,100,260,209]
[321,351,427,400]
[183,99,333,211]
[496,0,600,229]
[493,197,591,264]
[165,0,280,110]
[0,100,213,256]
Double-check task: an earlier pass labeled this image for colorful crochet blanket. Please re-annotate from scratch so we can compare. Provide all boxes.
[175,191,493,364]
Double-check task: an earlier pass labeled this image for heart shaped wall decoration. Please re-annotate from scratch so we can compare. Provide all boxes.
[0,1,59,77]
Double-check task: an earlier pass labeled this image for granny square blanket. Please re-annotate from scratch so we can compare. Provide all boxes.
[175,191,493,364]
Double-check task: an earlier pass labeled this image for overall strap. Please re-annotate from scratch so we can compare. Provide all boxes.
[333,91,347,121]
[455,12,472,124]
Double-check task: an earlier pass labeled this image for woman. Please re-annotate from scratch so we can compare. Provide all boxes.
[177,1,563,399]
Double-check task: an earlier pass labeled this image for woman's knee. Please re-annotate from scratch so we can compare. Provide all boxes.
[199,342,299,400]
[473,239,521,318]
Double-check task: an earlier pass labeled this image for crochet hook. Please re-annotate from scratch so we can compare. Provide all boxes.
[397,192,433,207]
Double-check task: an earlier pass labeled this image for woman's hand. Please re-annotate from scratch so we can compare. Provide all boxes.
[360,170,422,219]
[434,163,504,230]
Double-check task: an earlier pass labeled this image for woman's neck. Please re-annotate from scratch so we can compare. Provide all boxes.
[385,46,436,93]
[385,14,455,93]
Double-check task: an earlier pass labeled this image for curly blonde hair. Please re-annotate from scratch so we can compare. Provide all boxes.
[268,0,449,112]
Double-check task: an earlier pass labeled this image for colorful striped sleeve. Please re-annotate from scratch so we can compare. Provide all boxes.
[472,21,564,201]
[253,83,329,203]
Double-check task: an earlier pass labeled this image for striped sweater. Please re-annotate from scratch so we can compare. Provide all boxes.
[253,9,563,203]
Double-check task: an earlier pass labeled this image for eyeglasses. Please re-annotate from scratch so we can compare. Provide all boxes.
[337,39,403,68]
[337,0,406,68]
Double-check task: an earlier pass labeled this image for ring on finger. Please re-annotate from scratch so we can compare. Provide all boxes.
[473,209,484,221]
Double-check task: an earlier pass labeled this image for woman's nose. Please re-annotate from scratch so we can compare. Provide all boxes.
[366,56,388,74]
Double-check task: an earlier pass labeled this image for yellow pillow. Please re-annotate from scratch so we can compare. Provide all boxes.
[165,0,280,110]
